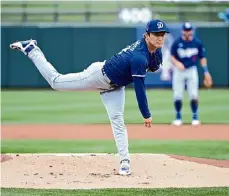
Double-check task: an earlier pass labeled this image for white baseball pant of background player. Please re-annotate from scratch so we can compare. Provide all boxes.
[28,46,130,163]
[172,66,199,101]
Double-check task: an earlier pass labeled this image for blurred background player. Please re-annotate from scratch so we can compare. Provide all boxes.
[170,22,212,126]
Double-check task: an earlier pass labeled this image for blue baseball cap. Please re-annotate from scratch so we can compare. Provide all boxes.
[146,19,170,33]
[182,22,193,31]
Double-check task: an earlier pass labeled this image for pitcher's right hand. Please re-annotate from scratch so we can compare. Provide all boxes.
[144,117,152,128]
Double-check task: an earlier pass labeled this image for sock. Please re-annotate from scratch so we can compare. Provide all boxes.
[174,100,182,120]
[190,99,198,120]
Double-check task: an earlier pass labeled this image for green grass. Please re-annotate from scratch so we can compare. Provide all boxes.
[1,187,229,196]
[2,140,229,160]
[1,89,229,124]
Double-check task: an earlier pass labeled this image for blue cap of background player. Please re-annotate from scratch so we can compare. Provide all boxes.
[146,19,170,33]
[182,22,193,31]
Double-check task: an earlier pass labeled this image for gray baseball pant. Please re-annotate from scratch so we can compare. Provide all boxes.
[28,46,130,162]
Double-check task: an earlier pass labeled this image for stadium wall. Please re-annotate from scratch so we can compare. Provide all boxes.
[1,25,228,88]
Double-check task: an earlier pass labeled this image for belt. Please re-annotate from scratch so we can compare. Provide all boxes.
[101,66,118,87]
[101,66,106,76]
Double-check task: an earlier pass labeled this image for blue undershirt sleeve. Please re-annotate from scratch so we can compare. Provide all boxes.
[198,40,206,58]
[133,77,151,119]
[131,56,151,119]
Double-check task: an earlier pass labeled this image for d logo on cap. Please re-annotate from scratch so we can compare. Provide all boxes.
[157,22,163,29]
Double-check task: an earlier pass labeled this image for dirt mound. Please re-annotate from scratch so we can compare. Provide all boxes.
[1,154,229,189]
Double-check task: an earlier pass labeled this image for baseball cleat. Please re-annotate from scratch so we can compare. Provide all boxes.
[119,159,131,176]
[192,120,200,126]
[10,39,37,55]
[172,119,183,126]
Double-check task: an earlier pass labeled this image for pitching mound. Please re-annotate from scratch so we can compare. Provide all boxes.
[1,154,229,189]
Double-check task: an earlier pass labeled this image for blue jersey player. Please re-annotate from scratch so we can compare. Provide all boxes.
[10,19,169,176]
[171,22,212,126]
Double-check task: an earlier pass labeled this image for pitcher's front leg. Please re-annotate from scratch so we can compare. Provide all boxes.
[100,87,131,175]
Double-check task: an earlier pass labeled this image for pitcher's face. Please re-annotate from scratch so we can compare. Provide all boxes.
[146,32,166,48]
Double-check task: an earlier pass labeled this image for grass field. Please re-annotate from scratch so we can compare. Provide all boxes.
[2,89,229,124]
[2,187,229,196]
[2,140,229,160]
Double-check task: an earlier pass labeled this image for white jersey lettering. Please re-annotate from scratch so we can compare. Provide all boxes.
[177,48,198,58]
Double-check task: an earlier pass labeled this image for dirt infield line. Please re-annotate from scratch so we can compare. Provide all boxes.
[2,124,229,140]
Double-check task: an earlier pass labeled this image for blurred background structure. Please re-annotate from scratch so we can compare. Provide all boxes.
[1,0,229,24]
[2,0,229,89]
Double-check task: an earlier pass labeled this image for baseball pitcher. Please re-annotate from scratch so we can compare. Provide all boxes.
[10,19,169,175]
[171,22,212,126]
